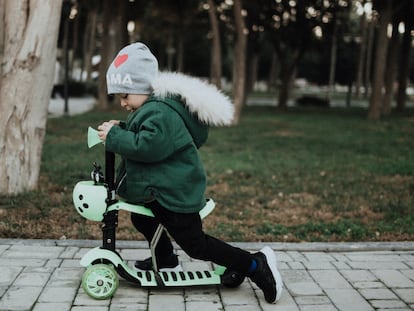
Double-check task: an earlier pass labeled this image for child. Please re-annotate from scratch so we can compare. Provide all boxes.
[98,42,283,303]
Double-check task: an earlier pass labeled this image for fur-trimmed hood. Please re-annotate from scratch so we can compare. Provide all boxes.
[151,72,234,126]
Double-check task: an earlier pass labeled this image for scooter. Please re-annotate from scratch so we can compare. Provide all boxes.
[72,127,244,299]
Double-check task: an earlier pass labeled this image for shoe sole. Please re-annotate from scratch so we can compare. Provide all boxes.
[260,246,283,303]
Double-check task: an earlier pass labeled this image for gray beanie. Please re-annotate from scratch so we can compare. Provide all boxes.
[106,42,158,95]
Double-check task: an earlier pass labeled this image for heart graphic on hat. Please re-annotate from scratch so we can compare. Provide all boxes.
[114,54,128,68]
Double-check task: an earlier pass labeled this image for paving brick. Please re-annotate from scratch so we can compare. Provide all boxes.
[295,295,331,305]
[302,260,335,270]
[73,290,111,306]
[359,288,398,300]
[109,303,147,310]
[372,270,414,288]
[59,246,80,259]
[394,288,414,304]
[283,270,323,296]
[45,258,62,267]
[0,245,9,255]
[38,286,78,303]
[345,253,405,262]
[184,287,221,303]
[13,271,50,287]
[0,286,8,297]
[309,270,352,289]
[370,299,408,309]
[288,261,305,270]
[0,266,22,287]
[186,300,223,311]
[403,269,414,281]
[331,261,350,270]
[72,306,108,311]
[60,258,82,267]
[119,248,150,261]
[32,302,72,311]
[331,253,348,261]
[110,282,148,304]
[303,252,335,262]
[0,258,46,267]
[286,251,306,261]
[148,294,185,311]
[260,289,299,311]
[325,288,374,311]
[353,281,385,289]
[0,286,43,310]
[220,281,258,306]
[340,269,377,283]
[300,305,337,311]
[275,251,292,262]
[3,245,64,259]
[347,261,409,270]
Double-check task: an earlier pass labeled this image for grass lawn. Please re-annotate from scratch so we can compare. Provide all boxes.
[0,105,413,242]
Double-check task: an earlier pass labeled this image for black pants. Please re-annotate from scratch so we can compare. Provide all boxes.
[131,200,253,273]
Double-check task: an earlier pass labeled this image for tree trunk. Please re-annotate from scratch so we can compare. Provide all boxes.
[232,0,247,125]
[0,0,62,194]
[382,21,399,116]
[97,0,113,110]
[0,2,4,79]
[70,4,80,78]
[84,8,97,82]
[368,0,392,120]
[177,32,184,72]
[278,61,296,110]
[268,50,279,91]
[396,15,413,111]
[364,19,375,98]
[207,0,222,88]
[327,18,338,101]
[355,13,368,98]
[246,46,259,94]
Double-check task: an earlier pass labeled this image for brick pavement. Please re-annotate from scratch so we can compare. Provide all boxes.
[0,239,413,311]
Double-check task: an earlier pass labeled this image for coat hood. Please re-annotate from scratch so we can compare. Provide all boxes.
[151,72,234,126]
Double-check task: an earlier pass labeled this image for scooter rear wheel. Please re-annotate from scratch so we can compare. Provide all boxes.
[82,263,119,299]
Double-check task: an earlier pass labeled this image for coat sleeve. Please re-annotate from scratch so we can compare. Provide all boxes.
[105,106,191,163]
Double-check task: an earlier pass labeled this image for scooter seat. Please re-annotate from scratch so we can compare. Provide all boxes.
[111,198,216,220]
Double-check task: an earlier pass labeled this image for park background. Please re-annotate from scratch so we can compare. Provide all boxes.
[0,0,413,243]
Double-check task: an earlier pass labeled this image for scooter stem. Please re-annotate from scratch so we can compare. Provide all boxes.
[102,150,118,251]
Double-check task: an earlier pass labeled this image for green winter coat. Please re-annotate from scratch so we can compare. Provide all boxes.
[105,72,234,214]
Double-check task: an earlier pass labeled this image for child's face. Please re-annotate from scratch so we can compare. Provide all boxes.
[116,94,149,112]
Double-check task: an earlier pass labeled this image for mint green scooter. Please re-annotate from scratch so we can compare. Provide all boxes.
[73,127,244,299]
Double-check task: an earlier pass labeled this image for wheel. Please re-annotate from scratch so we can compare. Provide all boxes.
[82,263,119,299]
[221,268,246,288]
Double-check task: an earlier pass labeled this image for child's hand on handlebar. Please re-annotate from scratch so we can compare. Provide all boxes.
[98,121,117,141]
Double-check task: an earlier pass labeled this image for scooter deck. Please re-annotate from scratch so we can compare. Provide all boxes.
[81,247,222,287]
[135,269,222,287]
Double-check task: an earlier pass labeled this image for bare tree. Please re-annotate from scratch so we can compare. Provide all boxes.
[83,7,98,82]
[207,0,222,88]
[355,11,368,98]
[382,20,399,116]
[0,0,62,194]
[232,0,247,125]
[368,0,392,120]
[97,0,122,110]
[396,0,414,112]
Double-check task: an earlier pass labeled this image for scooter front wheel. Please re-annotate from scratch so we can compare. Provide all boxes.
[82,263,119,299]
